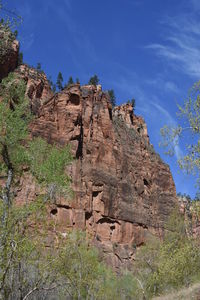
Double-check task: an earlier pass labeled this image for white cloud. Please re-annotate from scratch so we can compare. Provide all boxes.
[151,102,183,160]
[191,0,200,11]
[146,4,200,78]
[20,33,35,51]
[146,77,180,94]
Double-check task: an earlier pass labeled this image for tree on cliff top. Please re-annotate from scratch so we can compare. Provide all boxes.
[127,98,136,111]
[56,71,63,91]
[88,74,99,86]
[108,89,116,107]
[67,76,74,85]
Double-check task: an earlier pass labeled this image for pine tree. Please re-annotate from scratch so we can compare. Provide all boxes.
[36,62,41,71]
[48,76,56,93]
[56,71,63,91]
[127,98,136,111]
[88,74,99,86]
[108,89,116,107]
[67,76,74,85]
[17,51,23,65]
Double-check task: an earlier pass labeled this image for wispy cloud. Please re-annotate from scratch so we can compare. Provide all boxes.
[146,3,200,78]
[191,0,200,11]
[146,77,180,94]
[46,1,97,62]
[20,33,35,51]
[151,102,183,160]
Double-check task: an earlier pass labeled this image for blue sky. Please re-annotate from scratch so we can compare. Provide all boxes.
[2,0,200,198]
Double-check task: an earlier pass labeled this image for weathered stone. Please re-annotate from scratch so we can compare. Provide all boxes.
[1,57,178,270]
[0,34,19,81]
[28,82,178,269]
[15,65,54,114]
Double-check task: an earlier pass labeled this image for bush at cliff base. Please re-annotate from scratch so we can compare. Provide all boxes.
[134,209,200,298]
[0,200,143,300]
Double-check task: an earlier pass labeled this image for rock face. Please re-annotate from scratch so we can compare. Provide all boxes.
[0,28,19,81]
[15,65,54,114]
[0,32,178,267]
[27,83,178,269]
[178,195,200,238]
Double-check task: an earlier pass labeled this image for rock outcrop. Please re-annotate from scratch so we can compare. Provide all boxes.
[178,195,200,238]
[15,65,54,114]
[0,32,178,267]
[0,28,19,81]
[24,82,177,269]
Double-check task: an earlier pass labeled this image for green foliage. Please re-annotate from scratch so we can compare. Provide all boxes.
[0,69,74,299]
[67,76,74,85]
[48,75,56,93]
[0,71,144,299]
[108,89,116,107]
[17,51,23,65]
[0,198,51,299]
[56,71,63,91]
[160,81,200,189]
[127,98,136,111]
[53,231,143,300]
[76,77,80,84]
[54,231,110,299]
[134,209,200,298]
[27,138,73,200]
[0,3,22,63]
[36,62,41,71]
[0,73,30,173]
[88,74,99,86]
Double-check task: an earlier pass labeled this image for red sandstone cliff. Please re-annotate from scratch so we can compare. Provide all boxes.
[24,75,177,269]
[0,39,178,269]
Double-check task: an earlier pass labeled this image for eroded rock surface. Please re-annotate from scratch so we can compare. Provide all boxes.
[0,35,178,268]
[26,83,178,269]
[0,34,19,81]
[15,65,53,114]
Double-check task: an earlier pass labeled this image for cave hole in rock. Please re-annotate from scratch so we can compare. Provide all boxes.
[50,208,58,215]
[143,178,149,186]
[130,113,133,124]
[85,211,92,220]
[57,204,71,209]
[110,225,115,230]
[92,191,100,198]
[108,108,112,121]
[69,94,80,105]
[97,217,116,224]
[75,117,83,159]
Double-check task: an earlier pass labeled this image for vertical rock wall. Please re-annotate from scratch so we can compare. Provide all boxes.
[28,83,177,269]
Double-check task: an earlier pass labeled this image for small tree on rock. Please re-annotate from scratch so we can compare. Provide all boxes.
[127,98,136,111]
[56,71,63,91]
[88,74,99,86]
[67,76,74,85]
[108,89,116,107]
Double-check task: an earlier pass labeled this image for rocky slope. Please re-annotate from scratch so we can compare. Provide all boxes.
[1,38,178,269]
